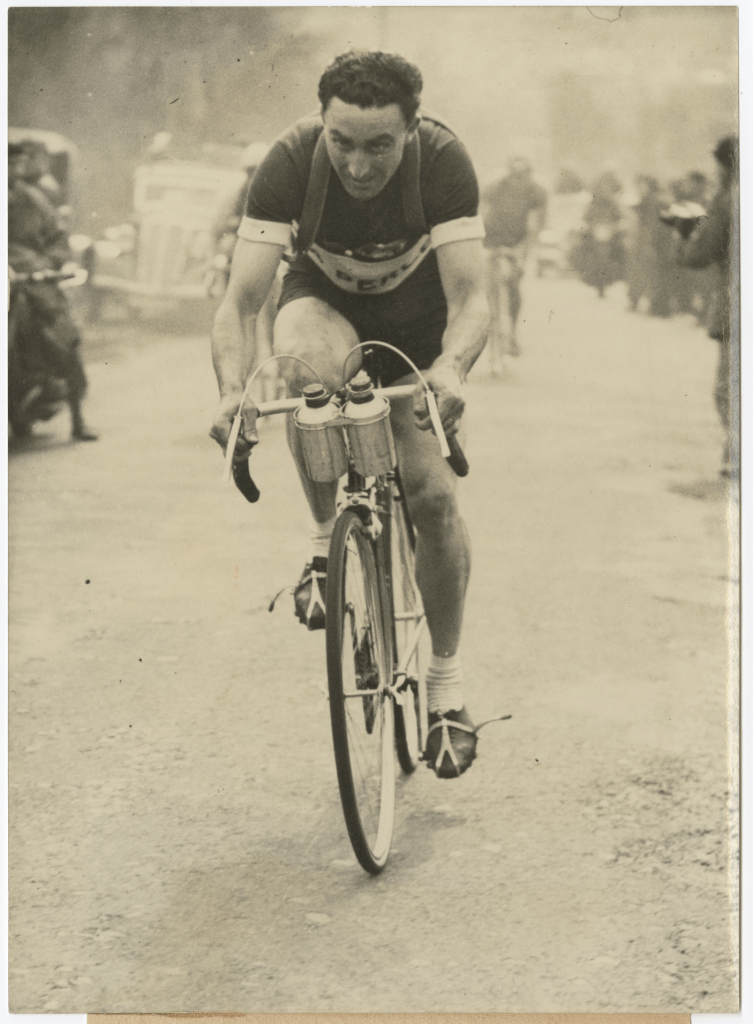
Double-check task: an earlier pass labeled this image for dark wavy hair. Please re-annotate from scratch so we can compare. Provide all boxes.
[318,50,423,124]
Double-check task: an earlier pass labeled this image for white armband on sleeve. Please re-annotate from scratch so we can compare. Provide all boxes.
[430,215,485,249]
[238,217,292,247]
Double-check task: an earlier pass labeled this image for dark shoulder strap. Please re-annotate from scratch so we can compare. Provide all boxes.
[400,132,427,237]
[418,108,458,138]
[293,127,330,256]
[401,111,458,238]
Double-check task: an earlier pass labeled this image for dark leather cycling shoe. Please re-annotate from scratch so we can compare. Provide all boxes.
[424,706,478,779]
[294,556,327,630]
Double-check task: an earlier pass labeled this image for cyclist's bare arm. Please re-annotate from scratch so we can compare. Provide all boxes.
[210,238,284,454]
[415,238,489,433]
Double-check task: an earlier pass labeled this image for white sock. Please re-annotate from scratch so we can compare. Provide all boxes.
[308,513,337,560]
[426,653,464,714]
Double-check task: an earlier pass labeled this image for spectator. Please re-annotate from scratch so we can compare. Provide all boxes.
[571,171,627,297]
[674,135,738,477]
[626,175,668,315]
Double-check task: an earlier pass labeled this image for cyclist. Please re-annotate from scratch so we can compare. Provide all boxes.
[210,50,489,779]
[211,142,272,279]
[481,156,547,357]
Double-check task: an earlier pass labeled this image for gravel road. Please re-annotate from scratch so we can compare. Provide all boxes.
[9,276,738,1012]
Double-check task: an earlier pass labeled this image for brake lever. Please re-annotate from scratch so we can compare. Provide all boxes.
[424,388,469,477]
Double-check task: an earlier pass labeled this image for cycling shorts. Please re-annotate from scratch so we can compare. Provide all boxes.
[279,259,448,386]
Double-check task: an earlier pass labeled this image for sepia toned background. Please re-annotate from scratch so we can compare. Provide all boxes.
[8,7,738,226]
[8,5,739,1015]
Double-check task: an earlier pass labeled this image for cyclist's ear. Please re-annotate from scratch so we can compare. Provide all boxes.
[406,116,420,137]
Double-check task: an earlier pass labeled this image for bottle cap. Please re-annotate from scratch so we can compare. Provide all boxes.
[347,370,374,404]
[302,382,329,409]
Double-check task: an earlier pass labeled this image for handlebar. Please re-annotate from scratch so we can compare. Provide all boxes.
[225,382,469,502]
[9,269,77,284]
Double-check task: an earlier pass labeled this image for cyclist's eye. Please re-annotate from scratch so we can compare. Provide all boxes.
[368,143,391,155]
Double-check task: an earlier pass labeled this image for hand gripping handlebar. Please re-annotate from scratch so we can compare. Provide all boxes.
[223,382,468,504]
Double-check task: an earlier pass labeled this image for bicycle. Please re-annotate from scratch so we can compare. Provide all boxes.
[222,344,506,873]
[485,245,523,372]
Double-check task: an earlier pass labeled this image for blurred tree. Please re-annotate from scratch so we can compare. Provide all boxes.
[8,7,737,230]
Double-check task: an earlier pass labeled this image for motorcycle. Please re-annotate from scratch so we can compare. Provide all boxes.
[571,220,627,297]
[8,266,96,441]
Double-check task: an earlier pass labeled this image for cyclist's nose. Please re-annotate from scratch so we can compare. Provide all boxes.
[348,152,372,182]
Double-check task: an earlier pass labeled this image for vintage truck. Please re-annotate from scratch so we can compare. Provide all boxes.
[90,149,246,314]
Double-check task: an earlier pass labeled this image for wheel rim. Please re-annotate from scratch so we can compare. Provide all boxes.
[337,524,395,864]
[392,497,424,766]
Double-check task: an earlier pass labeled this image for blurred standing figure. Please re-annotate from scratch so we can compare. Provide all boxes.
[481,157,547,362]
[681,170,715,323]
[626,175,667,314]
[667,177,699,314]
[571,171,626,298]
[674,135,738,477]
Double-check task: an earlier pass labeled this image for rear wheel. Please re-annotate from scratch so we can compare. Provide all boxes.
[390,484,426,774]
[326,508,395,874]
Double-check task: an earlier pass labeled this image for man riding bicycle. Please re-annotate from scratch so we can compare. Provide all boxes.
[481,156,547,358]
[210,51,489,778]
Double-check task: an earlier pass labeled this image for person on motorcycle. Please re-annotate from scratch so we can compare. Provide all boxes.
[480,156,547,356]
[19,140,62,206]
[572,171,627,298]
[8,142,96,441]
[209,50,489,779]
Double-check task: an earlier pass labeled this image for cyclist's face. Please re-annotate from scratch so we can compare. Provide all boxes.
[322,98,417,201]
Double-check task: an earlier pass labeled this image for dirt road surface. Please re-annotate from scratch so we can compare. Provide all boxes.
[9,277,738,1012]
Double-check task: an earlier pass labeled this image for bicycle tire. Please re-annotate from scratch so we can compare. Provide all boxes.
[390,484,425,773]
[326,507,395,874]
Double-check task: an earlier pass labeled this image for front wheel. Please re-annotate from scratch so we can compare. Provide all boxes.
[390,485,426,773]
[326,508,395,874]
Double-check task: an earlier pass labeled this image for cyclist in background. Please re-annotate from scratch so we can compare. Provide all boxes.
[481,157,547,357]
[209,50,490,779]
[212,142,271,276]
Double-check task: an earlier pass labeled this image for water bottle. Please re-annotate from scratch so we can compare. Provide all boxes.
[341,371,396,477]
[294,383,347,482]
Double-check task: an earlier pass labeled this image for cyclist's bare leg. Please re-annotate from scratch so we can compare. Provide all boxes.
[390,375,478,773]
[274,296,362,523]
[484,251,504,375]
[388,374,470,659]
[508,270,522,356]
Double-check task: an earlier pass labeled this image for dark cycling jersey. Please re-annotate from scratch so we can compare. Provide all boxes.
[239,114,484,383]
[242,115,483,294]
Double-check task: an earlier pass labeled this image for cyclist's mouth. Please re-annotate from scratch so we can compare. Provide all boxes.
[347,179,378,196]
